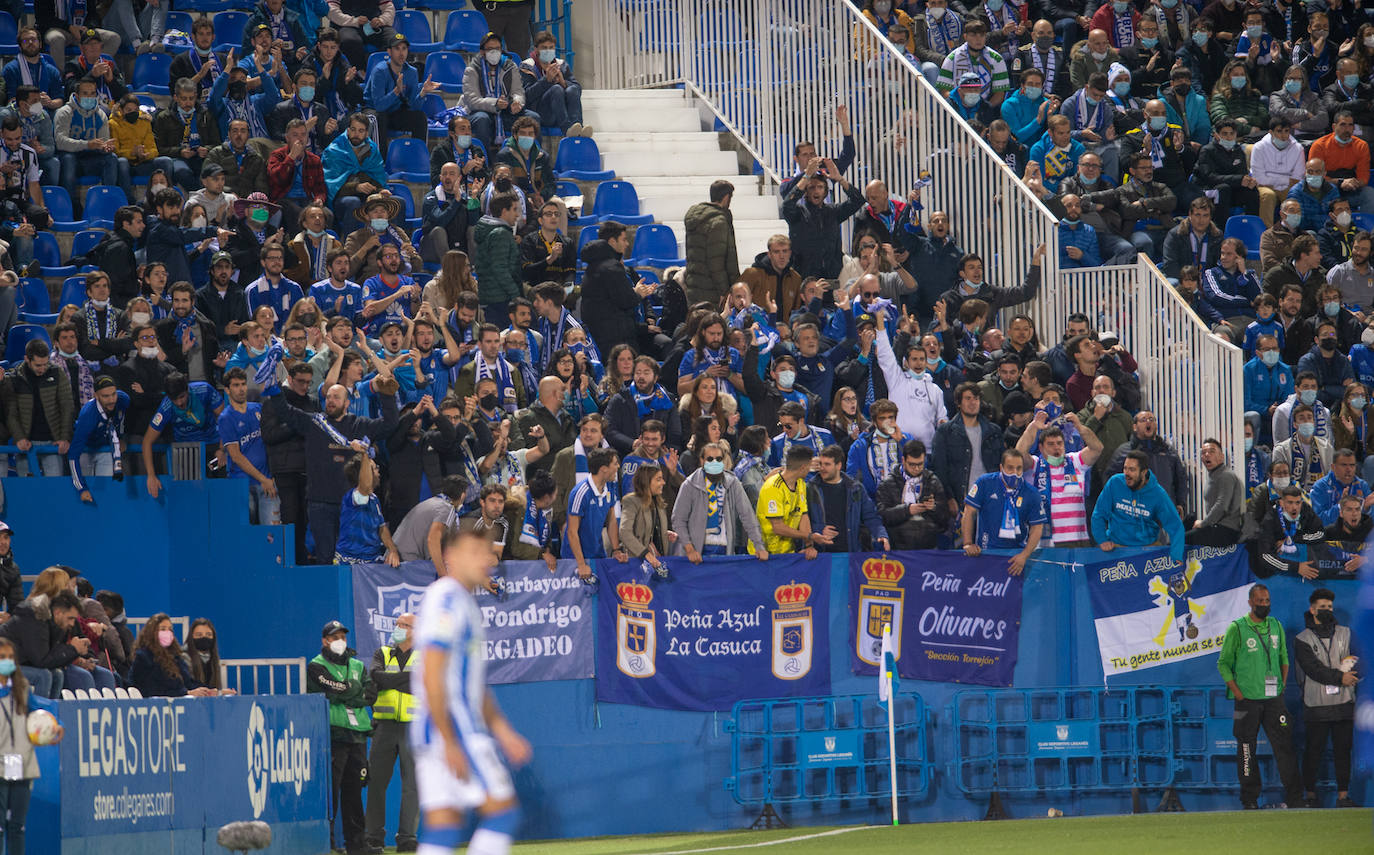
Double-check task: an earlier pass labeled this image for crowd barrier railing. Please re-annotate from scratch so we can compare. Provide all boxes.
[221,657,309,695]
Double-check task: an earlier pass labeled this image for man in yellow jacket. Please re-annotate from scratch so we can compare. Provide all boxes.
[365,612,419,852]
[108,92,158,203]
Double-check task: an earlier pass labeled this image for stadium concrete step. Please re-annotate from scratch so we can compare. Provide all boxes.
[582,91,703,134]
[601,150,740,178]
[639,193,781,222]
[591,131,726,153]
[659,220,790,269]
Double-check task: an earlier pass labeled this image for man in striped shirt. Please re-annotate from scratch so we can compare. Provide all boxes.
[1015,409,1104,546]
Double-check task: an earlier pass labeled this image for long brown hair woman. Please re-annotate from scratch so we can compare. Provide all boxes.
[130,614,217,698]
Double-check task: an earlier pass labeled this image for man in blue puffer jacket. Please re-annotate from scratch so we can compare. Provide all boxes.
[1092,448,1187,563]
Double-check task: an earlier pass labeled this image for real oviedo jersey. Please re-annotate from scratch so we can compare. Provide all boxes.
[411,576,488,749]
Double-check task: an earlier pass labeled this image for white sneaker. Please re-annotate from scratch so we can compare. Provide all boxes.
[567,122,583,137]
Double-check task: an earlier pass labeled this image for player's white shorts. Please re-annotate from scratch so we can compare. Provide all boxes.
[416,732,515,811]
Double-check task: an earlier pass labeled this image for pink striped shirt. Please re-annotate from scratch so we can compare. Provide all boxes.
[1031,451,1090,543]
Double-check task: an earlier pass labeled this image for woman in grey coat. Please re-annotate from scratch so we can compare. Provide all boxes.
[620,464,673,561]
[670,441,769,560]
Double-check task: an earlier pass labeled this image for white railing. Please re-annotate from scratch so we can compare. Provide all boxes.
[589,0,1243,508]
[221,658,309,695]
[1049,259,1245,506]
[590,0,1059,295]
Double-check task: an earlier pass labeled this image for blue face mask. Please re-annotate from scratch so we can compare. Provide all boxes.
[1192,31,1209,46]
[1140,36,1158,49]
[1114,81,1131,97]
[1307,174,1324,188]
[1300,389,1318,406]
[391,627,408,644]
[1219,137,1237,150]
[538,48,556,63]
[987,0,1004,9]
[1345,74,1361,89]
[298,85,315,102]
[517,135,535,151]
[1161,0,1177,6]
[1284,79,1302,94]
[1244,436,1255,452]
[1261,349,1280,366]
[371,217,389,231]
[248,344,266,357]
[1084,95,1099,107]
[1298,421,1316,438]
[1352,396,1368,410]
[507,348,526,362]
[0,659,14,677]
[1325,301,1341,317]
[703,460,725,476]
[1149,114,1167,131]
[77,96,97,111]
[1113,0,1129,12]
[455,134,472,149]
[1023,85,1043,99]
[1230,76,1247,91]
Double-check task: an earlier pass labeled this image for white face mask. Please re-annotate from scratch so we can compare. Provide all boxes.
[485,49,502,65]
[130,311,151,325]
[1337,211,1353,228]
[26,101,42,117]
[90,298,108,309]
[191,215,206,229]
[328,638,347,656]
[1363,328,1374,346]
[1093,394,1112,409]
[138,346,159,358]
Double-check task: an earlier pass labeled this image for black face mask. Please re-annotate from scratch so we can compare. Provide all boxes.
[1173,84,1191,98]
[494,178,513,192]
[192,636,215,652]
[1320,338,1338,352]
[1253,604,1271,620]
[479,392,499,411]
[228,81,248,100]
[1316,609,1336,625]
[123,110,139,123]
[299,312,318,326]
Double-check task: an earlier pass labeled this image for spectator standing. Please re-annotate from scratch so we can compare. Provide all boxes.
[875,438,949,550]
[619,464,672,565]
[753,445,821,558]
[671,441,767,560]
[1216,584,1304,809]
[873,312,946,447]
[1108,410,1191,516]
[932,382,1004,503]
[326,0,396,69]
[808,445,889,552]
[365,611,418,853]
[152,79,220,192]
[1187,437,1244,545]
[683,180,739,308]
[1,339,74,477]
[307,620,374,855]
[1092,449,1186,563]
[1017,414,1103,546]
[219,367,281,525]
[1294,588,1360,808]
[582,221,653,356]
[1272,404,1335,489]
[781,158,865,280]
[0,634,63,838]
[1308,447,1371,525]
[962,448,1045,575]
[518,201,576,289]
[473,193,523,323]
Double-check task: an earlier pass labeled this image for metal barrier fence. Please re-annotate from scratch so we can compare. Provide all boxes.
[724,693,931,807]
[221,657,309,695]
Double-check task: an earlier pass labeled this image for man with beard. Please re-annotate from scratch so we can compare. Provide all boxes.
[452,323,525,413]
[310,248,365,322]
[261,362,317,563]
[206,116,270,200]
[874,438,948,549]
[605,356,680,455]
[154,283,222,383]
[196,251,252,341]
[359,242,419,336]
[322,112,388,234]
[1093,449,1186,561]
[245,243,304,333]
[68,376,131,502]
[263,364,400,563]
[3,28,64,111]
[168,19,225,101]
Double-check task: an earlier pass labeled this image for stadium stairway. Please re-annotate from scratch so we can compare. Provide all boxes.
[580,88,787,271]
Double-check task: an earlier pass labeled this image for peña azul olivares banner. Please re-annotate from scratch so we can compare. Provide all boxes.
[848,551,1024,687]
[351,559,594,684]
[594,554,830,711]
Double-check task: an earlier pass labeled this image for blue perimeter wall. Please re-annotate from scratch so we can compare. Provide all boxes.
[4,477,1367,841]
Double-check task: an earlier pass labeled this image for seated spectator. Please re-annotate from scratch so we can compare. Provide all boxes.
[1251,117,1308,227]
[167,19,226,103]
[1273,403,1335,488]
[1273,371,1332,444]
[1311,110,1374,213]
[1257,485,1325,578]
[1161,197,1222,282]
[269,68,333,155]
[497,115,553,205]
[364,32,437,142]
[1242,414,1271,494]
[1195,119,1261,216]
[346,193,422,285]
[1107,409,1190,515]
[322,112,387,234]
[1297,319,1356,407]
[1,339,75,477]
[1243,294,1285,356]
[1028,114,1084,196]
[949,71,1001,124]
[1260,200,1305,276]
[422,163,477,265]
[0,589,85,698]
[1117,150,1177,254]
[1208,60,1267,143]
[938,18,1010,106]
[516,201,574,290]
[130,613,216,697]
[1317,198,1359,271]
[268,119,328,232]
[30,568,115,693]
[187,163,238,228]
[152,78,219,192]
[461,32,537,155]
[1002,67,1057,148]
[620,462,672,566]
[519,31,585,137]
[1309,447,1372,525]
[286,205,343,287]
[1270,67,1329,148]
[309,28,364,125]
[1093,448,1186,561]
[108,92,155,201]
[186,618,232,694]
[208,64,278,150]
[54,77,118,217]
[429,114,488,187]
[1245,334,1295,444]
[5,29,65,113]
[1288,158,1343,233]
[1058,193,1102,270]
[961,448,1044,574]
[1324,493,1372,544]
[1202,237,1261,338]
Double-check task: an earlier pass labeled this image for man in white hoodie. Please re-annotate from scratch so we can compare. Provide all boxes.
[1249,117,1307,227]
[53,77,118,217]
[873,309,947,447]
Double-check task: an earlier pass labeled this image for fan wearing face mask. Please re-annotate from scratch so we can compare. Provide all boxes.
[460,32,538,156]
[1294,588,1361,808]
[518,30,587,138]
[307,619,373,855]
[129,613,219,698]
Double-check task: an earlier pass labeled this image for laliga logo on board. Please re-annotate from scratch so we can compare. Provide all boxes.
[772,580,813,680]
[856,556,905,667]
[246,703,313,819]
[615,581,656,678]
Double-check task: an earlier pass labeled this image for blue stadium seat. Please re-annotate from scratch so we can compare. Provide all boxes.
[166,11,195,33]
[366,51,388,77]
[422,93,449,136]
[16,276,48,313]
[4,323,50,363]
[387,181,423,230]
[554,179,580,199]
[1222,215,1265,261]
[41,186,85,231]
[213,10,249,52]
[395,10,441,54]
[69,229,106,262]
[423,52,465,94]
[1353,212,1374,233]
[35,234,74,276]
[83,186,127,229]
[425,0,470,13]
[627,224,684,267]
[443,10,488,52]
[554,137,613,181]
[0,12,18,56]
[635,268,661,284]
[575,223,598,264]
[588,180,654,225]
[59,275,88,308]
[385,138,430,183]
[131,53,173,95]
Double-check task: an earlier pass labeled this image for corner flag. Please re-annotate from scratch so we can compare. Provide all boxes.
[878,623,898,706]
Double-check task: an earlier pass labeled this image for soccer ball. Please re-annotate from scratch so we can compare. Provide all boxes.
[26,710,60,746]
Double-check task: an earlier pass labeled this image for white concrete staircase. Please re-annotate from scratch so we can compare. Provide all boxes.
[579,89,787,271]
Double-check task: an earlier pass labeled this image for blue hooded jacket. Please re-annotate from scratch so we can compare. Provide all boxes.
[1091,470,1186,562]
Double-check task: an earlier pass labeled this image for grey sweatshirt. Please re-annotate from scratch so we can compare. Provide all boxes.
[1199,462,1244,531]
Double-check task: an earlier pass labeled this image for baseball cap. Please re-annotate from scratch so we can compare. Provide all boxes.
[855,312,877,329]
[391,31,409,46]
[80,29,102,44]
[321,620,349,637]
[201,162,225,179]
[95,376,117,391]
[957,71,983,89]
[0,521,14,537]
[210,251,233,266]
[378,319,405,334]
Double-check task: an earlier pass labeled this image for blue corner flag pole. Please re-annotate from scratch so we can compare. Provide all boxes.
[879,623,899,826]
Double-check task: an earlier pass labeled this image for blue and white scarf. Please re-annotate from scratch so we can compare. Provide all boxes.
[519,490,551,548]
[254,341,285,387]
[633,383,673,418]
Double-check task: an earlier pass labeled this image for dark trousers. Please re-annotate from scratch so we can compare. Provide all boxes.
[1215,184,1261,217]
[1185,523,1240,546]
[308,499,341,565]
[338,24,397,71]
[330,737,367,853]
[0,779,31,855]
[365,718,418,849]
[376,107,428,142]
[277,471,309,565]
[1234,697,1303,805]
[478,0,535,57]
[1302,716,1354,792]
